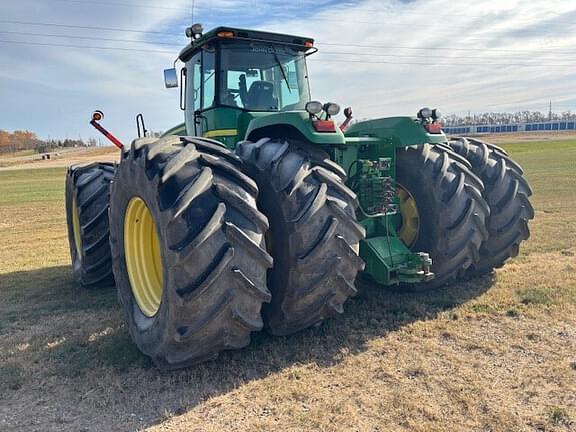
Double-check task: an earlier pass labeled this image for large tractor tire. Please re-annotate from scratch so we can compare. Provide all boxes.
[396,143,490,289]
[109,136,272,369]
[65,162,115,287]
[448,137,534,275]
[236,138,365,336]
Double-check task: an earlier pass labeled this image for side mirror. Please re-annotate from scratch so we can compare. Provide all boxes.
[164,68,178,88]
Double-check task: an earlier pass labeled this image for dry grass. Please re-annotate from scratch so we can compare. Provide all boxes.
[0,140,575,431]
[476,131,576,144]
[0,146,119,169]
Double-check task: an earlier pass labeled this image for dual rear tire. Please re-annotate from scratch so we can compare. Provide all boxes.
[447,137,534,275]
[108,136,363,367]
[395,139,533,287]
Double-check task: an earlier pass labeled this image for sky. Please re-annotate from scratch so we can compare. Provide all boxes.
[1,0,575,142]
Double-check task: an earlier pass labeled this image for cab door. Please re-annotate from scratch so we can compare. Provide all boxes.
[185,48,216,137]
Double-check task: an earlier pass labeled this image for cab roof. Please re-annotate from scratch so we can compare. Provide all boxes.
[179,26,315,62]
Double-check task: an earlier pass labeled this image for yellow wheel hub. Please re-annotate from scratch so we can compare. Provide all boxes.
[124,197,164,317]
[72,196,82,258]
[397,184,420,248]
[71,195,83,255]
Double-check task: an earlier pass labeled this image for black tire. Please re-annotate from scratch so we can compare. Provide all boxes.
[109,136,272,369]
[396,143,490,289]
[448,137,534,275]
[236,138,365,336]
[65,162,115,287]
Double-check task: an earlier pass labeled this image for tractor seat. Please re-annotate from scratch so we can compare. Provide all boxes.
[245,81,278,111]
[223,90,238,107]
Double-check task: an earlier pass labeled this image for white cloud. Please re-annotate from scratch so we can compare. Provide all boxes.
[0,0,575,141]
[259,0,576,118]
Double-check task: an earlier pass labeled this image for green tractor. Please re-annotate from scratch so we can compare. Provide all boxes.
[65,25,534,369]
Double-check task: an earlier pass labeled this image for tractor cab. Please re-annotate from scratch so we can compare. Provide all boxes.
[165,25,329,147]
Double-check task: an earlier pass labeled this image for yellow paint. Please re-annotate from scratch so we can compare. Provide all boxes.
[71,195,82,255]
[397,184,420,248]
[203,129,238,138]
[124,197,164,317]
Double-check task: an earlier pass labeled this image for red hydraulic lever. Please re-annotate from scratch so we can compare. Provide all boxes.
[89,110,124,149]
[339,107,353,132]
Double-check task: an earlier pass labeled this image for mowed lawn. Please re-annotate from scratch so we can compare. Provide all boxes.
[0,140,574,432]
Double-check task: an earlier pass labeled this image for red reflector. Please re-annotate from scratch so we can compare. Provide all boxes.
[217,31,235,38]
[425,123,443,134]
[313,120,337,133]
[305,40,314,48]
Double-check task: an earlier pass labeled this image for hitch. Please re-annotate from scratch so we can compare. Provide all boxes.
[89,110,124,149]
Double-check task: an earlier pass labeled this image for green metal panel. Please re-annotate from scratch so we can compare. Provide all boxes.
[161,123,187,137]
[176,108,347,149]
[161,109,346,150]
[243,111,346,144]
[345,116,446,147]
[198,107,245,148]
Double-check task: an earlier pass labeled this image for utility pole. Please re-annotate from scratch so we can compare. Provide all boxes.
[549,101,552,121]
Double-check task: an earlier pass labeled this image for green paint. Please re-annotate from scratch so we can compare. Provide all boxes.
[243,111,346,144]
[345,116,446,146]
[162,123,186,137]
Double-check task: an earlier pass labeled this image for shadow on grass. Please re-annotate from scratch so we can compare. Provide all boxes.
[0,265,117,334]
[0,264,494,428]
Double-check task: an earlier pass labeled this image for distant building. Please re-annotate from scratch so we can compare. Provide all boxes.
[444,120,576,135]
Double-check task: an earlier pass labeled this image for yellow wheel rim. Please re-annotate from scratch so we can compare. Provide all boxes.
[71,195,83,255]
[124,197,164,318]
[397,184,420,248]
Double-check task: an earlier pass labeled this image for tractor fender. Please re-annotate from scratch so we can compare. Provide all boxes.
[345,117,446,147]
[243,111,346,145]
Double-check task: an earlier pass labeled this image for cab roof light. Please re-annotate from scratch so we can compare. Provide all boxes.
[186,23,204,39]
[217,31,235,38]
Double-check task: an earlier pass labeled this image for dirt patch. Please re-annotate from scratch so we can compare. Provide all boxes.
[0,146,119,171]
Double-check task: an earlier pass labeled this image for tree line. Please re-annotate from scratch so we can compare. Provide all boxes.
[0,130,97,155]
[443,110,576,127]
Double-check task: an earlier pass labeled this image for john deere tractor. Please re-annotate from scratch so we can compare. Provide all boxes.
[65,25,534,369]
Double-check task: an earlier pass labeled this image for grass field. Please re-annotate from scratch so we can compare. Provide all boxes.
[0,139,575,431]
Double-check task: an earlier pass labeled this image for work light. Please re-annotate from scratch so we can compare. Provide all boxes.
[418,107,433,120]
[306,101,323,115]
[324,103,341,117]
[186,23,204,38]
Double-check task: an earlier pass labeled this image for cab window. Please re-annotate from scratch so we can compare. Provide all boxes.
[219,42,311,111]
[202,48,216,110]
[189,51,201,112]
[187,48,216,112]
